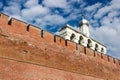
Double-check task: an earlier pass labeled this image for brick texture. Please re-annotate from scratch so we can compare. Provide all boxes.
[0,57,104,80]
[0,13,120,80]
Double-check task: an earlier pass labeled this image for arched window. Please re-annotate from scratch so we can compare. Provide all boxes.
[101,48,104,53]
[79,36,84,44]
[95,44,99,51]
[87,39,92,48]
[70,33,75,41]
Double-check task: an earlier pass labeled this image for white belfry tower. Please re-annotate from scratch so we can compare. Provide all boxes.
[57,15,106,54]
[79,18,90,37]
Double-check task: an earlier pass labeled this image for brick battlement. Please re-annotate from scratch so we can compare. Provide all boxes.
[0,13,120,80]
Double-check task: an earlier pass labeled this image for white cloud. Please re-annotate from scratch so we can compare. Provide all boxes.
[42,0,68,8]
[3,1,21,15]
[94,6,110,19]
[94,0,120,19]
[24,0,39,8]
[108,11,119,19]
[43,14,66,24]
[3,6,21,15]
[110,0,120,9]
[35,14,67,30]
[85,3,102,12]
[21,5,50,21]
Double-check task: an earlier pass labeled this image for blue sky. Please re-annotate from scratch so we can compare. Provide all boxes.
[0,0,120,59]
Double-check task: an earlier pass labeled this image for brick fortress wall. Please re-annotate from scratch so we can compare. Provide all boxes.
[0,13,120,80]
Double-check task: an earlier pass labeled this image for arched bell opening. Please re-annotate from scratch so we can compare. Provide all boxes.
[87,39,92,48]
[95,44,99,51]
[70,33,76,41]
[79,36,84,45]
[101,48,104,53]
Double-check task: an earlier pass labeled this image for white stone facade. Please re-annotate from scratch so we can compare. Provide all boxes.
[57,19,106,54]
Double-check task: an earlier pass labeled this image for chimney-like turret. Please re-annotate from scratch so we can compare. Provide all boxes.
[79,18,90,37]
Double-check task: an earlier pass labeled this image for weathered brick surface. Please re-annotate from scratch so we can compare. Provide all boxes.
[0,13,120,80]
[0,57,104,80]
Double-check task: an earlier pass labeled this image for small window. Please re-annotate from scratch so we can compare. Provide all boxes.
[70,33,75,41]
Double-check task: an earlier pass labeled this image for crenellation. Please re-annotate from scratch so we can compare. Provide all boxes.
[118,60,120,65]
[54,35,56,42]
[42,30,54,43]
[0,12,120,80]
[101,53,103,59]
[108,56,114,64]
[111,56,118,64]
[76,43,78,50]
[77,44,85,54]
[0,13,119,63]
[84,47,86,55]
[40,29,43,38]
[95,51,101,59]
[0,13,9,19]
[0,13,9,25]
[29,25,40,32]
[10,17,29,26]
[107,55,110,62]
[114,58,119,65]
[113,58,116,64]
[28,25,41,41]
[65,39,76,50]
[102,54,108,61]
[9,18,27,35]
[8,17,12,25]
[65,39,67,46]
[86,47,94,56]
[26,24,30,31]
[54,35,66,47]
[115,59,119,65]
[94,51,96,57]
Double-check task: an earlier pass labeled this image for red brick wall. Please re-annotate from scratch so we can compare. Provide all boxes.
[0,57,104,80]
[0,13,120,80]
